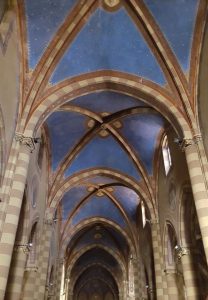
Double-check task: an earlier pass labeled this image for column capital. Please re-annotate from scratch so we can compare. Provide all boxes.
[15,132,41,153]
[56,257,65,265]
[178,134,203,151]
[44,208,56,225]
[175,246,190,260]
[14,244,31,254]
[25,266,38,272]
[147,218,159,226]
[44,218,54,226]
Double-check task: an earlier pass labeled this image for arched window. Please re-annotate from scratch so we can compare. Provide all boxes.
[162,135,172,175]
[141,201,146,228]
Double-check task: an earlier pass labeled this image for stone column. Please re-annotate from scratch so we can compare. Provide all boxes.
[33,212,54,300]
[55,258,65,300]
[146,286,155,300]
[183,137,208,263]
[131,257,141,300]
[0,134,35,299]
[21,266,38,300]
[123,280,128,300]
[134,256,147,300]
[5,244,29,300]
[151,220,168,300]
[175,246,199,300]
[165,268,183,300]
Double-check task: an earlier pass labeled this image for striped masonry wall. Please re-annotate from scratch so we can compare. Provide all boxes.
[184,140,208,264]
[180,252,199,300]
[55,258,64,300]
[132,258,146,300]
[165,269,182,300]
[179,190,199,299]
[151,221,168,300]
[5,248,28,300]
[5,190,30,300]
[0,138,20,237]
[21,269,37,300]
[33,219,53,300]
[0,143,31,299]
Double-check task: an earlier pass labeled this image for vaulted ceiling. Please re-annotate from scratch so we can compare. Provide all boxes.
[19,0,203,297]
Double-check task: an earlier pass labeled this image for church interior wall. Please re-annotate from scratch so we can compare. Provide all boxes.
[198,20,208,159]
[0,9,19,163]
[0,1,208,299]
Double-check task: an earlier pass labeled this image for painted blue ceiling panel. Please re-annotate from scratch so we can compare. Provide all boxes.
[73,228,119,252]
[46,111,87,170]
[61,186,87,221]
[112,186,139,222]
[71,195,127,228]
[51,8,166,85]
[106,227,129,257]
[143,0,199,70]
[25,0,76,69]
[69,91,145,114]
[64,135,141,180]
[119,113,164,174]
[76,248,119,269]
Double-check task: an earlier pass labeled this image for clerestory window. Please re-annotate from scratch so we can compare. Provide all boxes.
[162,135,172,175]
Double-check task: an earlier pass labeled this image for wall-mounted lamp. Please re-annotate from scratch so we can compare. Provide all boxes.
[174,245,182,251]
[173,137,193,151]
[173,137,183,145]
[33,137,41,144]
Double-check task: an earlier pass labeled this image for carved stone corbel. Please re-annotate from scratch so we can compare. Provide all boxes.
[15,132,41,153]
[175,246,190,260]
